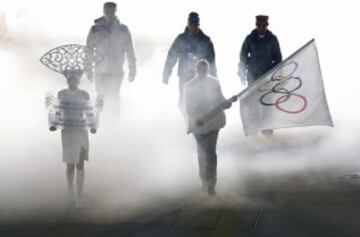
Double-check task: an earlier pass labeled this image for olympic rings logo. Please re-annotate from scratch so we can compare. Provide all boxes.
[258,62,307,114]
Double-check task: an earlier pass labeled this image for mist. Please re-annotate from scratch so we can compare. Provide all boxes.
[0,0,359,224]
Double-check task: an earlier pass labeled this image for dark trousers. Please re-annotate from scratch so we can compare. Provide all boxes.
[193,130,219,188]
[247,70,262,85]
[95,73,124,97]
[95,73,124,114]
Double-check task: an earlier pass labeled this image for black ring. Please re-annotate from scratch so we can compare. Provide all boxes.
[271,61,298,81]
[272,77,302,94]
[259,91,291,106]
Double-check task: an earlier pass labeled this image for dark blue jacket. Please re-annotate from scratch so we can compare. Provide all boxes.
[240,29,282,82]
[163,28,217,87]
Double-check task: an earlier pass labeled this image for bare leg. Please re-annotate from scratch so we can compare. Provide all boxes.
[66,164,75,203]
[75,159,85,208]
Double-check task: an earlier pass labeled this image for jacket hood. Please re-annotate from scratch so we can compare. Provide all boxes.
[94,16,120,25]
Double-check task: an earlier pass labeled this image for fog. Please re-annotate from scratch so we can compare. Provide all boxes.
[0,0,359,223]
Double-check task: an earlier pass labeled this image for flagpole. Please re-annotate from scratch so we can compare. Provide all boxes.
[187,39,315,134]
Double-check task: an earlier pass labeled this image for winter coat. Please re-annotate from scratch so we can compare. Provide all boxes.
[239,29,282,83]
[163,28,217,87]
[86,17,136,77]
[183,76,226,134]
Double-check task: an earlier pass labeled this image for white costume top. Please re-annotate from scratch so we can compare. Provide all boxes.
[58,89,90,164]
[183,76,227,134]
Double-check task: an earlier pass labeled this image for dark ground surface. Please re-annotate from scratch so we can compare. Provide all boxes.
[2,175,360,237]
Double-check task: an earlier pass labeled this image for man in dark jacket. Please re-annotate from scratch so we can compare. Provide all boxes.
[238,15,282,136]
[162,12,217,96]
[86,2,136,111]
[238,15,282,85]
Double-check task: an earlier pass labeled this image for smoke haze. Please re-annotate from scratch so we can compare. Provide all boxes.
[0,0,359,223]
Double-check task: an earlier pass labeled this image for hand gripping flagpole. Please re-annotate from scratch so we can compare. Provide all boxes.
[187,91,242,134]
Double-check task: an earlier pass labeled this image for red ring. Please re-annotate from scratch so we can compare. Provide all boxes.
[274,93,307,114]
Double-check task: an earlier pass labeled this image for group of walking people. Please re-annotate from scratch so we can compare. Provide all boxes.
[45,2,283,207]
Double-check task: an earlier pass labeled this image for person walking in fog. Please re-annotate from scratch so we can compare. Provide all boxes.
[86,2,136,113]
[49,70,96,208]
[162,12,217,101]
[183,60,235,196]
[238,15,282,136]
[41,43,103,209]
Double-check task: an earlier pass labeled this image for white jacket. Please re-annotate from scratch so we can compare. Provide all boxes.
[183,76,226,134]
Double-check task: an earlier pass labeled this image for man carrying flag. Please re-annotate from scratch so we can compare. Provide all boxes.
[193,39,333,137]
[184,60,235,196]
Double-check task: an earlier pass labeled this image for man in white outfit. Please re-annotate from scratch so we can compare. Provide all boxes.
[183,60,234,195]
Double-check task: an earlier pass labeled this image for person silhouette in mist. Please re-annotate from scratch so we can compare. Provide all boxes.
[41,43,103,209]
[49,70,96,208]
[162,12,217,103]
[183,60,234,196]
[86,2,136,114]
[237,15,282,137]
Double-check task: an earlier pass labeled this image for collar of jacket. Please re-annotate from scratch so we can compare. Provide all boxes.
[250,29,273,39]
[94,16,120,26]
[183,27,206,38]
